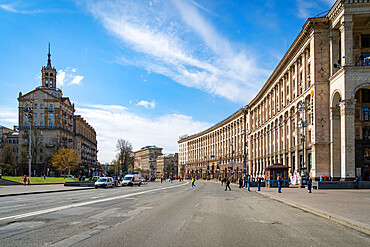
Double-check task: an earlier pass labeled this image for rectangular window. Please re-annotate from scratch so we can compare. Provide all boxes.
[40,122,43,127]
[363,90,370,103]
[363,126,370,140]
[25,122,29,127]
[362,35,370,48]
[49,113,53,119]
[34,104,37,109]
[40,113,43,119]
[40,104,44,109]
[35,122,37,127]
[362,108,370,121]
[34,113,37,118]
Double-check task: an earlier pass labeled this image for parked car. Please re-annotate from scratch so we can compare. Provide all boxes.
[122,174,142,187]
[95,177,114,188]
[62,175,75,179]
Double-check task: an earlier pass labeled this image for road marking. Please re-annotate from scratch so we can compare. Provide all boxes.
[195,203,200,208]
[0,182,188,222]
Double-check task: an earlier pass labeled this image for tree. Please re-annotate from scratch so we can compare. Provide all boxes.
[51,148,79,176]
[0,144,15,175]
[116,139,134,174]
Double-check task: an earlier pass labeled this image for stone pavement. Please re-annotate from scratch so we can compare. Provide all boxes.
[0,184,93,197]
[253,186,370,235]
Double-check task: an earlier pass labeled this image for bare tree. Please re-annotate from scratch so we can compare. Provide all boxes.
[116,139,134,174]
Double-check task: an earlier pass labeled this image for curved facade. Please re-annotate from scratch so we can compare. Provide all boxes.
[179,0,370,181]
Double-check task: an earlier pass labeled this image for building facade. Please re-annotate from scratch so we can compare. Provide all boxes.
[178,109,247,180]
[0,125,19,173]
[178,0,370,181]
[134,145,163,177]
[156,153,178,178]
[17,46,98,176]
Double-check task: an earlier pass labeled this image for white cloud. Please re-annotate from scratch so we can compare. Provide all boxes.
[75,104,210,163]
[83,0,270,104]
[56,68,83,86]
[136,100,156,109]
[0,106,18,126]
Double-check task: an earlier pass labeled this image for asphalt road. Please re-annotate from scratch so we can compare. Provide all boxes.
[0,181,369,247]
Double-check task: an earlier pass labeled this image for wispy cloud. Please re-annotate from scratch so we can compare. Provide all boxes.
[136,100,156,109]
[75,104,210,163]
[295,0,336,19]
[83,0,270,104]
[0,106,18,125]
[0,3,42,14]
[57,68,84,86]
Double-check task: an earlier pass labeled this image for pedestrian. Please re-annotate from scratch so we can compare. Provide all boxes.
[247,175,251,191]
[244,176,247,188]
[307,176,312,193]
[277,176,282,193]
[27,178,30,185]
[191,177,196,188]
[239,177,243,188]
[258,177,261,191]
[225,178,231,191]
[222,177,226,186]
[354,176,360,189]
[23,175,27,186]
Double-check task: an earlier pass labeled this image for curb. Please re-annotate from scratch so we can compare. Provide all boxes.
[0,187,94,197]
[255,191,370,236]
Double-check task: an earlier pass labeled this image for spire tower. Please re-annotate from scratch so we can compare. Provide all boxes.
[47,42,52,68]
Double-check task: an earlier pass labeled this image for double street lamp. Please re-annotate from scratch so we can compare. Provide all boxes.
[298,100,311,177]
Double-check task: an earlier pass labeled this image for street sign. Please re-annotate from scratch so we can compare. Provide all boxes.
[210,155,215,158]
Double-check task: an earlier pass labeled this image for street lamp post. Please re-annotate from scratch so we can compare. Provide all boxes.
[24,102,33,177]
[298,100,310,187]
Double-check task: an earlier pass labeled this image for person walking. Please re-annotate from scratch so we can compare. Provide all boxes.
[222,177,226,186]
[239,177,243,188]
[257,177,261,191]
[277,176,282,193]
[247,175,251,191]
[307,176,312,193]
[225,178,231,191]
[23,175,27,186]
[244,175,247,188]
[354,176,360,189]
[191,177,196,188]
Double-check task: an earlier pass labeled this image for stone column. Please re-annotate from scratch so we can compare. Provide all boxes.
[340,99,356,180]
[330,106,341,180]
[339,15,354,66]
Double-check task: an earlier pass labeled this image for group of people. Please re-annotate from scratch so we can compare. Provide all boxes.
[220,175,264,192]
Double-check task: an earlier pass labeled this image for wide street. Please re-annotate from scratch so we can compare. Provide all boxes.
[0,181,369,247]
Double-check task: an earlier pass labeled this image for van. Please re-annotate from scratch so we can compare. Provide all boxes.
[95,177,114,188]
[122,174,142,187]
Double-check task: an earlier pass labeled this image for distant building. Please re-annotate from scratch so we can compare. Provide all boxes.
[134,145,163,177]
[156,153,178,178]
[17,44,98,176]
[0,125,19,171]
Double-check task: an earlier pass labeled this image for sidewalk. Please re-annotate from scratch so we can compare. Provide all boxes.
[0,184,93,197]
[254,186,370,235]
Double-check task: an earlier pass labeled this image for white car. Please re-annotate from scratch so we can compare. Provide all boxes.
[122,174,142,187]
[95,177,114,188]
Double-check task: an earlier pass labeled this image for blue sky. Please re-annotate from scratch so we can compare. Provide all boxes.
[0,0,335,163]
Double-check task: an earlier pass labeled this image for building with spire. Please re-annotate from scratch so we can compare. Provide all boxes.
[17,44,98,176]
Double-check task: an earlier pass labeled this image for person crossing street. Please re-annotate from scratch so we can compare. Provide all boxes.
[225,178,231,191]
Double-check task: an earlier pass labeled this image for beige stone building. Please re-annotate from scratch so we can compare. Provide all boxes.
[156,153,178,178]
[179,0,370,181]
[178,109,247,180]
[134,145,163,177]
[17,46,98,176]
[0,125,19,171]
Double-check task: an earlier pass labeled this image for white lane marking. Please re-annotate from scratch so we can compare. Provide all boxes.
[195,203,200,208]
[0,182,189,222]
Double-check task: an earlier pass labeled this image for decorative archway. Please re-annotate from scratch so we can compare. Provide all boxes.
[330,91,342,180]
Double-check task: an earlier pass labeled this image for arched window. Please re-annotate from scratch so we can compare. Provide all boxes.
[50,78,53,87]
[45,78,49,87]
